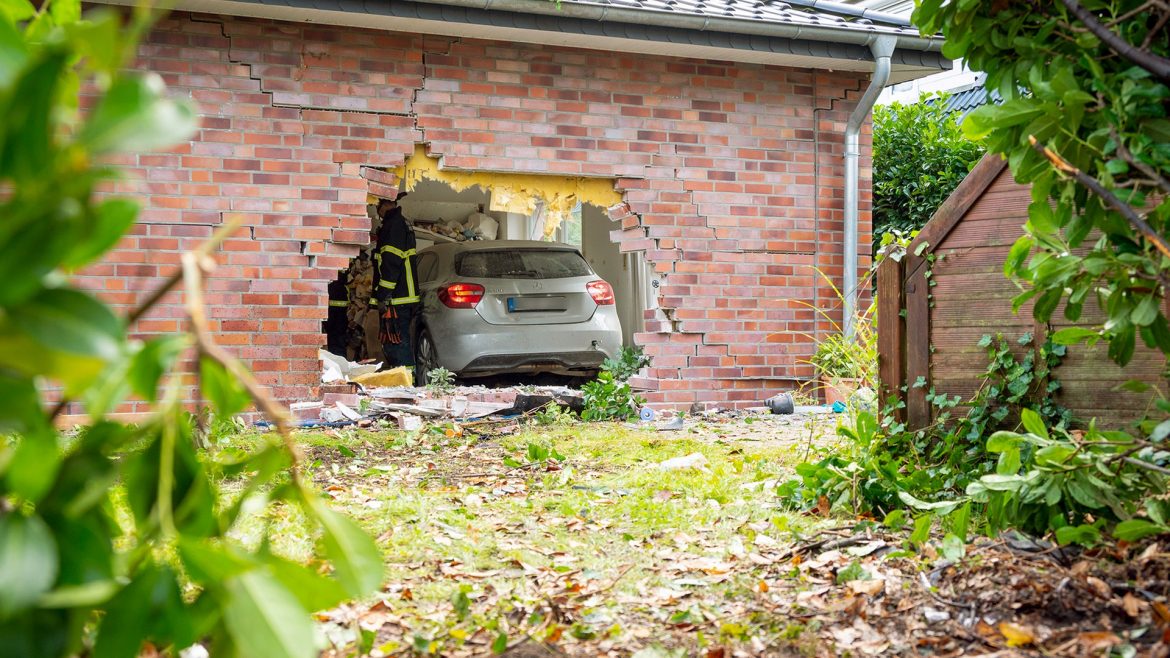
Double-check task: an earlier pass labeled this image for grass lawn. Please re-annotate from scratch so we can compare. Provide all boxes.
[216,413,1162,657]
[219,413,839,656]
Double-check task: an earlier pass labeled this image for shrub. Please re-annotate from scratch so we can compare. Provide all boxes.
[873,95,985,246]
[600,345,651,382]
[581,371,645,422]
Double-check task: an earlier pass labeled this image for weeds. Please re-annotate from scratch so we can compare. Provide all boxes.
[426,367,456,395]
[582,346,649,421]
[582,371,645,421]
[504,440,567,468]
[532,402,577,426]
[601,345,652,382]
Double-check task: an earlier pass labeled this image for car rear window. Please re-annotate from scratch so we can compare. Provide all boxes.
[456,249,591,279]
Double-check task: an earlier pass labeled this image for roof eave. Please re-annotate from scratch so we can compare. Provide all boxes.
[93,0,948,77]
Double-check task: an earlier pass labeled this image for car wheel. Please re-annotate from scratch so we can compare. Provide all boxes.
[415,328,438,387]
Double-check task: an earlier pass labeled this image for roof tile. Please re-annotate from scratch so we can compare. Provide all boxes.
[562,0,915,34]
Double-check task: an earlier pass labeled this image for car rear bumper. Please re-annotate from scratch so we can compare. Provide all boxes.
[426,309,622,376]
[461,351,607,375]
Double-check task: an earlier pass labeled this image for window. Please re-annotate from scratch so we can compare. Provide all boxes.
[556,203,582,246]
[456,249,591,279]
[416,252,438,283]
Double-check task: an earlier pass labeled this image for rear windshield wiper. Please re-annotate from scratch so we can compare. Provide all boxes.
[501,270,540,278]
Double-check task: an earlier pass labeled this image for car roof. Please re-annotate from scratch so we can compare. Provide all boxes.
[419,240,580,256]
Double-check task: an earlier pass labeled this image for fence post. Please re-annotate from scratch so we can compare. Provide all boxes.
[876,257,905,423]
[903,261,931,429]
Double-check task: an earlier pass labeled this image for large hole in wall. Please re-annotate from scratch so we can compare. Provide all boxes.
[322,149,651,386]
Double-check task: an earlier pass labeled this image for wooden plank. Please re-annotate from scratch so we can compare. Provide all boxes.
[877,257,905,422]
[905,265,931,429]
[904,154,1009,269]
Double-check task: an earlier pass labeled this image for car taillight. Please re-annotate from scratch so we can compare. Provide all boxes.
[439,283,484,308]
[586,280,615,305]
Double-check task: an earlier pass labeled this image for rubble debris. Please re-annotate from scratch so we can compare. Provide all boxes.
[507,390,585,415]
[654,452,709,472]
[319,349,379,383]
[321,402,363,423]
[351,366,413,388]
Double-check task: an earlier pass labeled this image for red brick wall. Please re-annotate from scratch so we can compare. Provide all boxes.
[84,12,872,410]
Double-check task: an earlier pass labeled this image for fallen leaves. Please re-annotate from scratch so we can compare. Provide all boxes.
[293,418,1170,657]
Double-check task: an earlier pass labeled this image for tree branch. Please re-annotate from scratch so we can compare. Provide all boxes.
[1112,128,1170,196]
[1059,0,1170,84]
[1122,456,1170,476]
[1030,137,1170,288]
[181,251,298,461]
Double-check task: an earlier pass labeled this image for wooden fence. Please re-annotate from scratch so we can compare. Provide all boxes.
[877,155,1166,429]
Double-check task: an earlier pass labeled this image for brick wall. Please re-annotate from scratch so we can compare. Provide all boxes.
[85,11,872,411]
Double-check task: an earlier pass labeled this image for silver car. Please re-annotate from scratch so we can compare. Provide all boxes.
[412,240,623,383]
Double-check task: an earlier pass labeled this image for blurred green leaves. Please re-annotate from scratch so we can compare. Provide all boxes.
[0,3,383,657]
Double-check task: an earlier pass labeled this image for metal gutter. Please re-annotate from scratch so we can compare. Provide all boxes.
[135,0,949,68]
[403,0,944,53]
[843,33,895,339]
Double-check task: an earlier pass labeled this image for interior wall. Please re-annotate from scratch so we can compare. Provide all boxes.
[581,203,643,346]
[499,213,528,240]
[398,178,490,223]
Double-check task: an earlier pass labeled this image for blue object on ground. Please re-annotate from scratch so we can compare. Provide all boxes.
[255,419,357,429]
[831,400,847,413]
[640,406,656,421]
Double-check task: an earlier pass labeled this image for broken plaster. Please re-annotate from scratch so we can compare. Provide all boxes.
[378,145,624,238]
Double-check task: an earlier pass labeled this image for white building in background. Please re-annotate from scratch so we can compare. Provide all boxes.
[840,0,983,105]
[880,60,983,105]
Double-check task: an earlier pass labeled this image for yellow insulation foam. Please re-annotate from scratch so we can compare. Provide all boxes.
[375,145,622,237]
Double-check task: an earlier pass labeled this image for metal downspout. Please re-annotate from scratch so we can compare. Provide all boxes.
[843,34,896,338]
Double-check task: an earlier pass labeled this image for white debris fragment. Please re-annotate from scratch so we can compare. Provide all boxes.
[923,607,951,623]
[319,349,380,383]
[654,452,709,472]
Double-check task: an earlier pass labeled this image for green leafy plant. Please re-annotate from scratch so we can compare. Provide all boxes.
[810,333,873,380]
[968,409,1170,540]
[793,268,879,403]
[873,93,986,247]
[955,333,1073,444]
[776,410,909,515]
[581,371,645,422]
[781,332,1075,518]
[600,345,651,382]
[504,440,567,467]
[914,1,1170,369]
[532,401,576,426]
[426,366,455,395]
[0,5,381,656]
[916,332,1076,475]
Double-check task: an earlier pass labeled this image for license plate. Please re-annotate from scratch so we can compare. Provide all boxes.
[508,296,566,312]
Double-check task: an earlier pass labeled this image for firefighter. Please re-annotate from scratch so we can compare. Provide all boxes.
[373,192,420,369]
[323,270,348,357]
